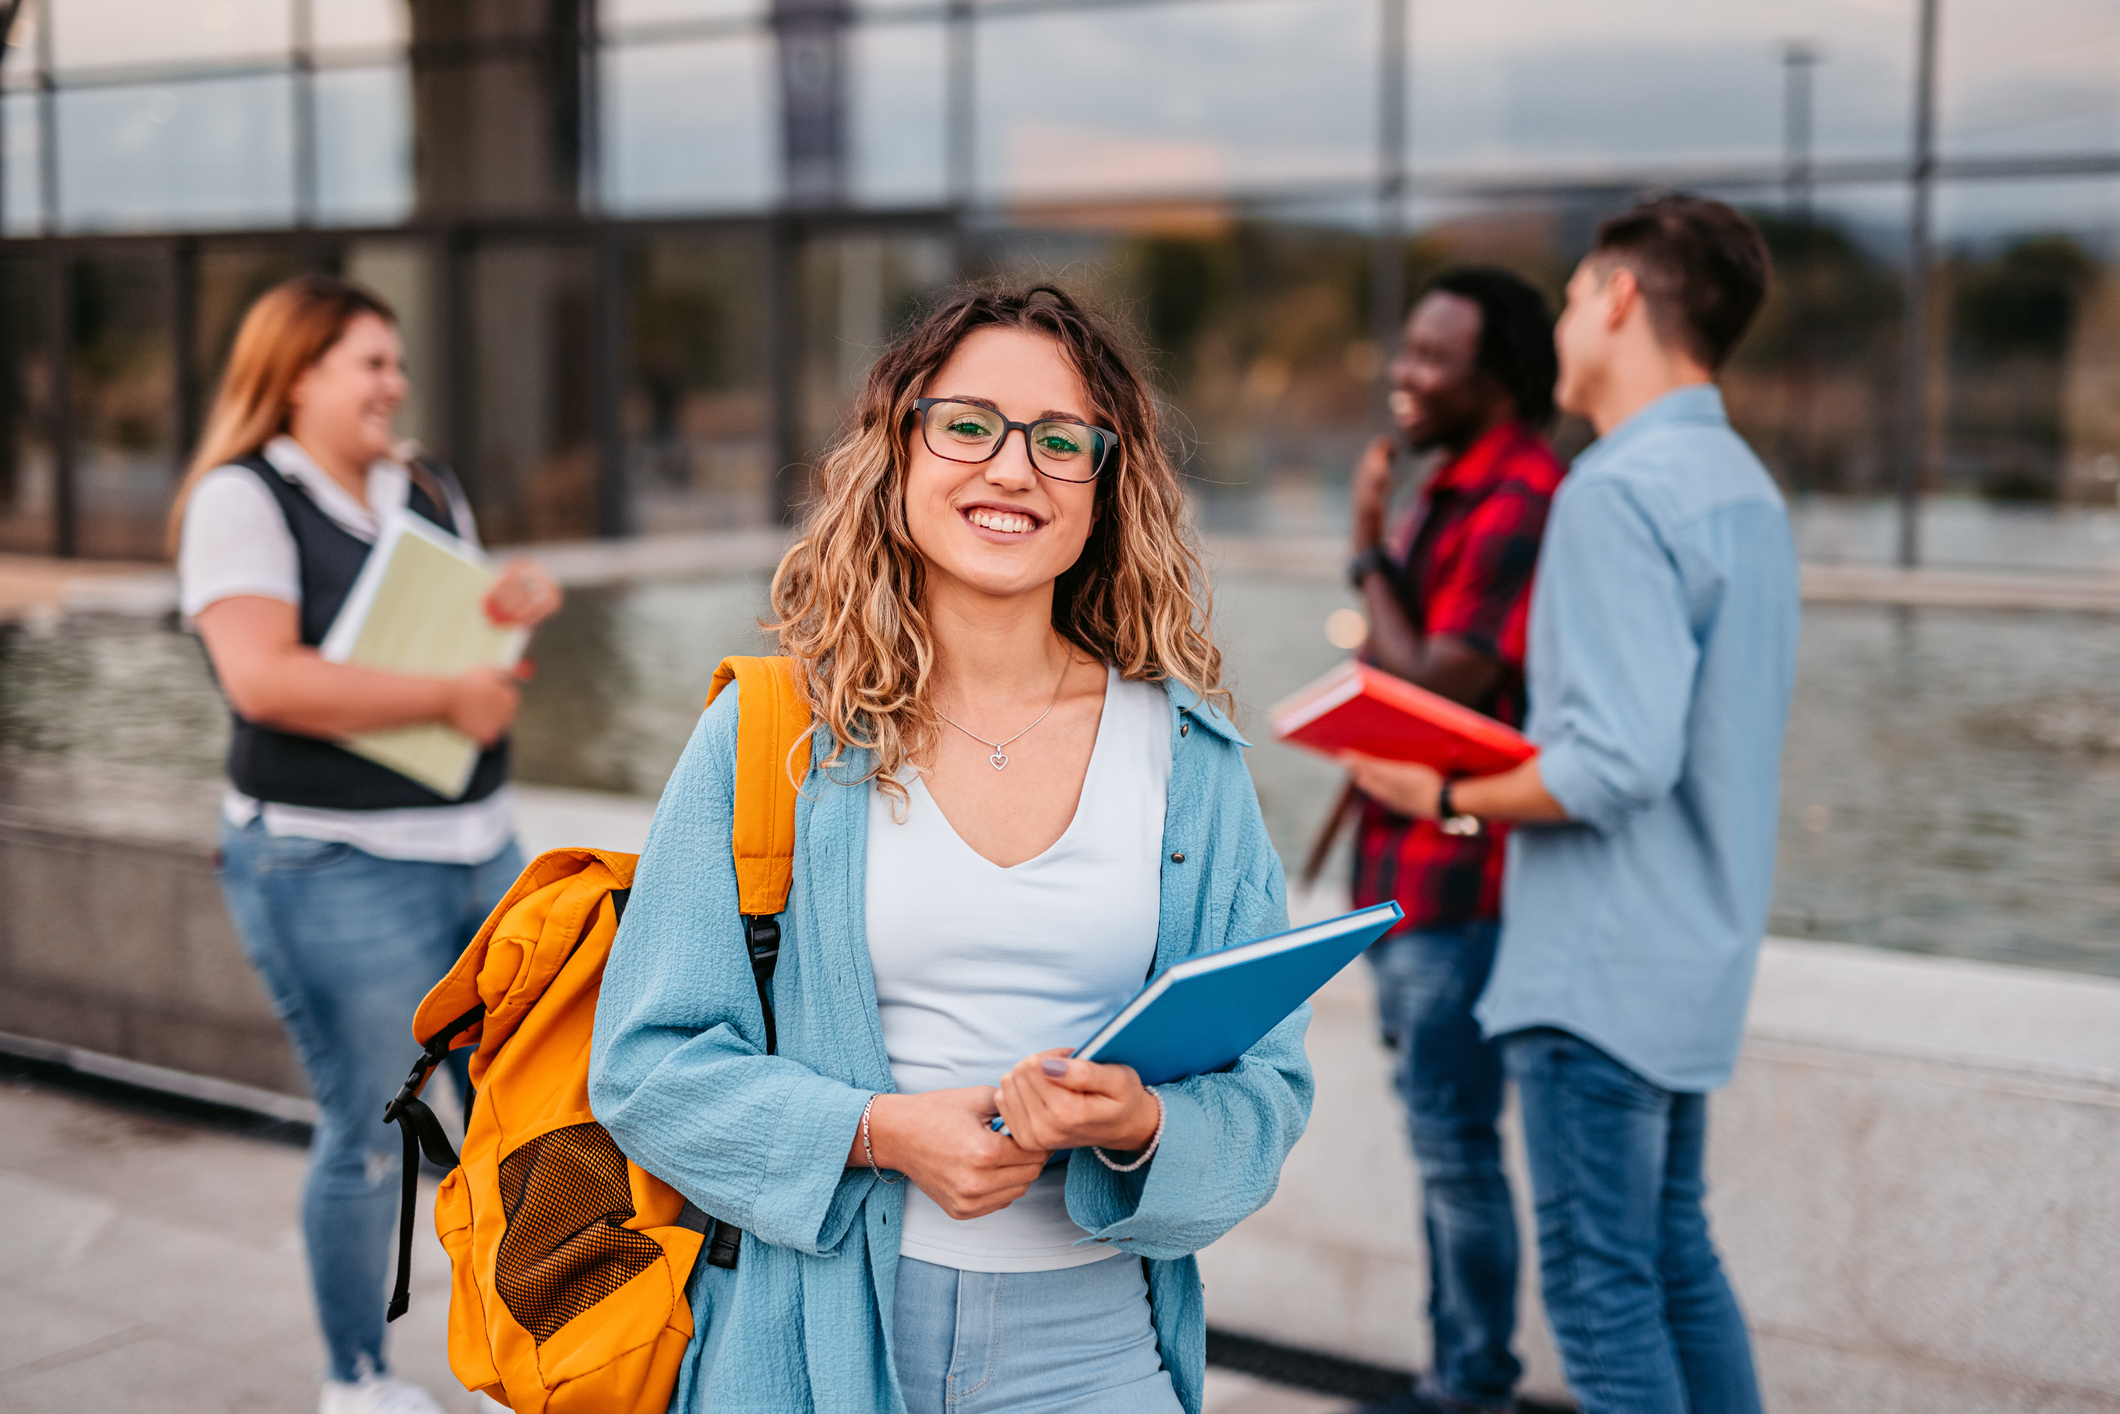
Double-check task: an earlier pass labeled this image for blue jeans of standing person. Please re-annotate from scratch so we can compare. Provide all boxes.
[218,817,523,1384]
[1366,921,1520,1409]
[1503,1028,1762,1414]
[893,1255,1183,1414]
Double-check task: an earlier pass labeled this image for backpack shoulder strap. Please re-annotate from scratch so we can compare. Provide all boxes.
[700,655,813,1271]
[706,655,814,923]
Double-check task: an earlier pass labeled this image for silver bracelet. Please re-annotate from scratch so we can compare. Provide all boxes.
[860,1094,900,1183]
[1093,1090,1165,1173]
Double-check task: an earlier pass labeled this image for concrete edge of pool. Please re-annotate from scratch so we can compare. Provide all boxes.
[14,532,2120,620]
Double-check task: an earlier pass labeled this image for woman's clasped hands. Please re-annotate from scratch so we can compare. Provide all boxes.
[996,1050,1160,1162]
[854,1086,1049,1220]
[854,1052,1160,1220]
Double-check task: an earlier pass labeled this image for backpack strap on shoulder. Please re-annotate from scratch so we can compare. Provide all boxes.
[705,655,813,1057]
[701,656,814,1270]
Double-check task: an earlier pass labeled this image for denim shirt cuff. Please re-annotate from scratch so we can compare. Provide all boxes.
[1535,742,1622,833]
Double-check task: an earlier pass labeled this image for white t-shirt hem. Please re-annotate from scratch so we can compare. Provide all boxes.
[896,1232,1123,1273]
[222,785,518,865]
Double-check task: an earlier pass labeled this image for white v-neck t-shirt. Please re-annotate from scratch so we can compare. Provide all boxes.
[864,665,1171,1272]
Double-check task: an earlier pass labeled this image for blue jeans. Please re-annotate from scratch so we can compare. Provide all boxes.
[893,1256,1182,1414]
[1503,1029,1762,1414]
[218,817,523,1382]
[1366,921,1520,1408]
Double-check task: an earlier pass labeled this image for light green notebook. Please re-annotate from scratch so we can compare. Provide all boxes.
[318,513,528,798]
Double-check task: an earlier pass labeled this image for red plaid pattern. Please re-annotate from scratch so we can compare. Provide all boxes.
[1350,423,1565,931]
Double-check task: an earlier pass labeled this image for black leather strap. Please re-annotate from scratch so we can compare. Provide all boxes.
[706,915,784,1271]
[741,914,782,1057]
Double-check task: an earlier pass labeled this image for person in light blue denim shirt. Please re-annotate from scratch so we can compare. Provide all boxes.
[1347,196,1797,1414]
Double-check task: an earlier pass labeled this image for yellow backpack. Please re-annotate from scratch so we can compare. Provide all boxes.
[382,655,813,1413]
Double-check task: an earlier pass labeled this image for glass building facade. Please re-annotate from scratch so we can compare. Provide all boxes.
[1,0,2116,556]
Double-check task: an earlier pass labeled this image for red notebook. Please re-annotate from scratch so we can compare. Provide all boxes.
[1270,660,1536,777]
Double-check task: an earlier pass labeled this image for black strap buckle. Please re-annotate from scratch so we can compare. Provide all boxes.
[383,1002,483,1323]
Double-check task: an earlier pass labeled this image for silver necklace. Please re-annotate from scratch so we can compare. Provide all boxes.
[932,654,1071,771]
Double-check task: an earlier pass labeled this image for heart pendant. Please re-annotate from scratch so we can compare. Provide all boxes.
[989,753,1008,770]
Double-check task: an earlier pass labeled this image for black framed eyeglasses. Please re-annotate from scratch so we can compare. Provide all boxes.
[911,398,1117,483]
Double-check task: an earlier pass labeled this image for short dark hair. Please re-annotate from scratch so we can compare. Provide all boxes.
[1591,194,1771,371]
[1420,266,1559,429]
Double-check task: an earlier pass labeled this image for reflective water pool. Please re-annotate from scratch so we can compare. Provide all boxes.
[4,567,2117,978]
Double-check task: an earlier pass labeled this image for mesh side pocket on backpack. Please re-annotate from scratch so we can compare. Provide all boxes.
[495,1123,663,1345]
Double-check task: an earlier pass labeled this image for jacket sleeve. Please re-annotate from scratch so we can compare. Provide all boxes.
[588,691,874,1257]
[1528,477,1700,832]
[1063,799,1315,1260]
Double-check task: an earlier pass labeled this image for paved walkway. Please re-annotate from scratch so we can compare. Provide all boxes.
[0,1073,1350,1414]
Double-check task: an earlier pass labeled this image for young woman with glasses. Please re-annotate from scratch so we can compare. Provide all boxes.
[590,284,1312,1414]
[170,274,562,1414]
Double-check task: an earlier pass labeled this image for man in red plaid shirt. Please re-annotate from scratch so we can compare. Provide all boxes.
[1337,267,1565,1414]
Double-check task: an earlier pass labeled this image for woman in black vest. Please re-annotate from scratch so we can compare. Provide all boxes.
[171,275,561,1414]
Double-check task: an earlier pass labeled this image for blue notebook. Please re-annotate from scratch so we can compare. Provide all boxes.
[993,901,1403,1130]
[1078,901,1403,1085]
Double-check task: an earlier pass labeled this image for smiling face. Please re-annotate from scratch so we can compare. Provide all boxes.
[287,311,407,469]
[902,326,1102,607]
[1387,290,1495,451]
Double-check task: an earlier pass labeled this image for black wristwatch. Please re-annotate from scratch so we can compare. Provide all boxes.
[1348,544,1393,588]
[1437,781,1483,837]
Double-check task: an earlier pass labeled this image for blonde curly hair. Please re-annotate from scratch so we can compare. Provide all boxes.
[768,282,1226,803]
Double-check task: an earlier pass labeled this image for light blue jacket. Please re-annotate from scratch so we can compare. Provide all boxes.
[589,678,1313,1414]
[1477,385,1801,1092]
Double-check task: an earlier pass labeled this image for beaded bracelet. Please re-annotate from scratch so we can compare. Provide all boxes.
[861,1094,901,1183]
[1093,1089,1166,1173]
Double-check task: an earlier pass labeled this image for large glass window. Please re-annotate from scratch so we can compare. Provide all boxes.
[2,91,39,235]
[624,232,773,533]
[467,241,600,543]
[1720,182,1912,503]
[315,64,412,225]
[1939,0,2120,158]
[8,0,417,236]
[977,0,1374,201]
[848,18,948,208]
[603,35,776,213]
[1933,176,2120,511]
[186,241,298,432]
[56,76,295,231]
[1408,0,1915,176]
[68,254,175,560]
[0,256,55,553]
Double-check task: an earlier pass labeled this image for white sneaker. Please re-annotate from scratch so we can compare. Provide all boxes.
[318,1373,449,1414]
